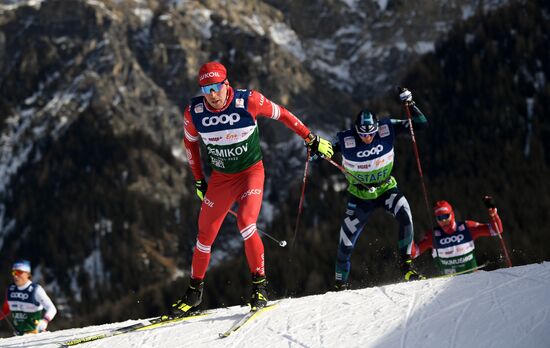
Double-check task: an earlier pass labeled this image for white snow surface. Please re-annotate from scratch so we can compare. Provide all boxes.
[1,262,549,347]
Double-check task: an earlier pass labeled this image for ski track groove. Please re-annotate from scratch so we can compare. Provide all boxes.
[521,308,549,342]
[399,292,417,348]
[493,268,550,287]
[272,295,367,346]
[449,300,471,348]
[375,286,400,308]
[282,299,354,333]
[264,325,311,348]
[490,290,509,322]
[315,303,322,347]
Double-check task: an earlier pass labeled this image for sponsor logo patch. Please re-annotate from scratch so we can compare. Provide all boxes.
[240,189,262,200]
[344,136,356,148]
[236,98,245,108]
[10,292,29,300]
[357,144,384,158]
[194,103,204,114]
[202,113,241,127]
[440,254,474,265]
[203,197,215,208]
[211,157,225,168]
[199,71,221,82]
[440,234,465,245]
[379,124,390,137]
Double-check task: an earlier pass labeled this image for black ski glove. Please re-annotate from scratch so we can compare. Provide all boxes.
[483,196,496,209]
[195,180,208,201]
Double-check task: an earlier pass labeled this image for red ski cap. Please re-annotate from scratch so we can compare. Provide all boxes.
[433,200,453,216]
[198,62,227,86]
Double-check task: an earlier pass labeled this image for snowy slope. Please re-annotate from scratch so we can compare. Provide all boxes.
[1,262,549,348]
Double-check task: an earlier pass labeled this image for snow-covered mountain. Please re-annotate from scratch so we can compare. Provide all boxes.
[1,262,549,348]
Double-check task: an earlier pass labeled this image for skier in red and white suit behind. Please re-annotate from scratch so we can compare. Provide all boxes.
[413,197,504,275]
[171,62,333,315]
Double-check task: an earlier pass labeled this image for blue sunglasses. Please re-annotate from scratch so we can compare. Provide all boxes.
[201,80,225,94]
[357,130,377,138]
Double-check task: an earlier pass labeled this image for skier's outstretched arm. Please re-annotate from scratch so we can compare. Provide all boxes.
[248,90,310,139]
[249,90,333,158]
[469,196,504,239]
[391,89,428,134]
[412,230,433,258]
[467,208,503,239]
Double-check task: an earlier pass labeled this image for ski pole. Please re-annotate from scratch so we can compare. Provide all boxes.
[227,210,287,247]
[0,310,18,335]
[400,91,432,228]
[495,221,512,268]
[322,157,376,191]
[398,87,442,264]
[483,196,512,267]
[291,148,311,246]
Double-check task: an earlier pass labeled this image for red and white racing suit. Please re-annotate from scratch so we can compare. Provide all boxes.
[183,86,310,279]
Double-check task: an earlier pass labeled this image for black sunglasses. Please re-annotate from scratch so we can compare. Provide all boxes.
[436,214,451,221]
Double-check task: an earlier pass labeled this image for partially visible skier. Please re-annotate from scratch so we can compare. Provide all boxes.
[323,88,428,290]
[413,196,504,275]
[1,260,57,335]
[172,61,333,316]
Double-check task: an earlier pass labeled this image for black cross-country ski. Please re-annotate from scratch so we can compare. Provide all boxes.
[60,311,209,347]
[218,303,278,338]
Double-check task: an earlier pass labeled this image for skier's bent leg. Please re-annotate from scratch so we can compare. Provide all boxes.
[191,172,237,279]
[335,199,369,289]
[335,245,353,284]
[239,218,267,308]
[383,191,414,257]
[242,228,265,275]
[384,191,423,280]
[236,163,265,276]
[190,241,212,280]
[171,206,225,315]
[172,173,237,315]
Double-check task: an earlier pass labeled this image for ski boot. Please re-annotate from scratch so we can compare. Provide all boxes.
[250,274,268,310]
[400,258,426,281]
[171,278,204,317]
[334,280,350,291]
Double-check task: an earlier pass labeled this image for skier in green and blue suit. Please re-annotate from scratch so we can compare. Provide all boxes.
[320,88,428,289]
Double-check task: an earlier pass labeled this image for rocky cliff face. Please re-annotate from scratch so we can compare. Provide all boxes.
[265,0,509,98]
[0,0,510,328]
